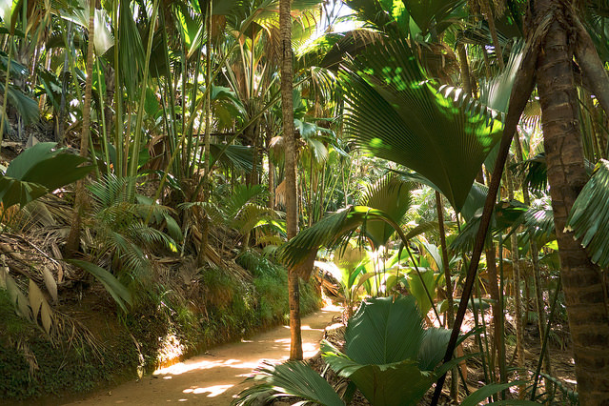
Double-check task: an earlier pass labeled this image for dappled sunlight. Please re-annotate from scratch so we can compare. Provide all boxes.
[154,358,264,377]
[183,384,234,397]
[273,338,319,358]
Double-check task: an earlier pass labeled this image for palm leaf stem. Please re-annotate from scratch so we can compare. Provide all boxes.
[430,43,539,405]
[96,59,111,177]
[126,0,160,201]
[112,0,124,176]
[497,229,507,397]
[159,8,180,177]
[185,42,203,174]
[530,278,562,401]
[403,242,441,323]
[146,43,239,222]
[457,214,494,388]
[0,36,13,148]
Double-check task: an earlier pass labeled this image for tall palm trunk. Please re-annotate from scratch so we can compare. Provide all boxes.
[65,0,95,256]
[280,0,303,360]
[534,1,609,403]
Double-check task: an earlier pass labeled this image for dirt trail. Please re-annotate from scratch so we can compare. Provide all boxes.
[62,306,341,406]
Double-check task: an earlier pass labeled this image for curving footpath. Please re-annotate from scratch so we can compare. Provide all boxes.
[62,305,341,406]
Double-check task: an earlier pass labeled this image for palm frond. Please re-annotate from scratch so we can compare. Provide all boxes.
[278,206,400,268]
[340,39,502,212]
[225,184,266,220]
[524,198,555,246]
[358,174,413,248]
[231,204,278,236]
[417,328,452,372]
[68,260,133,312]
[88,175,131,209]
[232,361,344,406]
[567,159,609,267]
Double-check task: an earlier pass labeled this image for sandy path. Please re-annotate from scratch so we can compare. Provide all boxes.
[62,306,341,406]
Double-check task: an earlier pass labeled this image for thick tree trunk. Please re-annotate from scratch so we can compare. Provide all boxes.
[534,1,609,403]
[280,0,303,361]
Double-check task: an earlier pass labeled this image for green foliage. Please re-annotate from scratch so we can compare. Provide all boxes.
[567,159,609,267]
[67,260,133,312]
[233,361,345,406]
[279,206,402,268]
[359,174,414,249]
[322,296,453,406]
[87,175,178,295]
[0,142,93,210]
[235,295,459,406]
[237,251,322,325]
[340,39,502,212]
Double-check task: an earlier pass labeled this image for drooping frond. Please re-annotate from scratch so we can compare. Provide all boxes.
[278,206,401,268]
[567,159,609,267]
[524,198,555,246]
[340,39,502,212]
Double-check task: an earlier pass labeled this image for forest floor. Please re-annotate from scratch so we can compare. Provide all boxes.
[57,305,342,406]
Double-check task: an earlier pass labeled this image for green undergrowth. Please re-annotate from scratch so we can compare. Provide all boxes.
[0,251,322,403]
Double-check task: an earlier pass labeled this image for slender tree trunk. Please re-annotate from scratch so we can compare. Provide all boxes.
[534,1,609,403]
[199,0,213,266]
[58,22,73,143]
[65,0,95,256]
[506,160,525,394]
[280,0,303,360]
[457,43,472,96]
[486,244,506,382]
[515,130,552,375]
[435,191,458,399]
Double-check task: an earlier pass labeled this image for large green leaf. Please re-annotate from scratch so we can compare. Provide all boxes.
[322,296,452,406]
[0,143,93,209]
[405,0,466,36]
[345,296,424,364]
[407,269,437,317]
[323,348,434,406]
[567,159,609,267]
[340,40,502,212]
[0,82,39,126]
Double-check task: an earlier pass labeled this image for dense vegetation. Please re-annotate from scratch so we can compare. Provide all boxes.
[1,0,609,405]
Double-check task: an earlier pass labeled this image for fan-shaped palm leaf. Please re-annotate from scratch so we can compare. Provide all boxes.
[566,159,609,267]
[232,360,344,406]
[358,174,413,249]
[345,296,424,363]
[340,39,502,212]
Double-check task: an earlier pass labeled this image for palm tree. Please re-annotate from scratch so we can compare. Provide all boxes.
[431,0,609,403]
[280,0,303,360]
[533,1,609,403]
